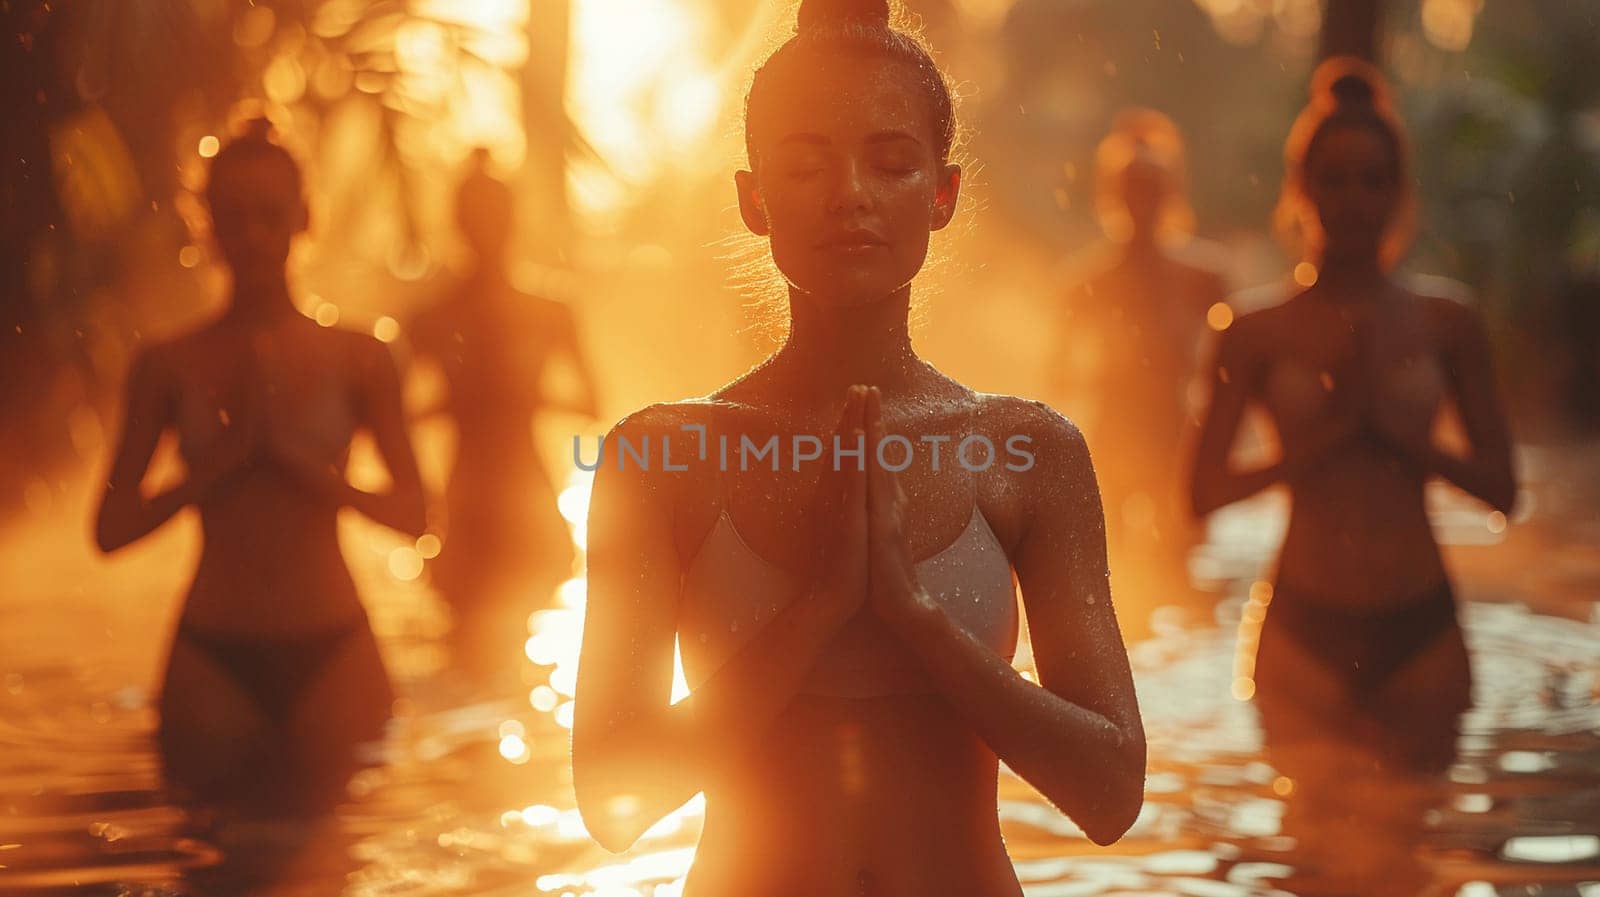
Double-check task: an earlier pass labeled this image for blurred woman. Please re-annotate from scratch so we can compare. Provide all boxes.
[408,150,598,678]
[572,1,1144,893]
[1189,57,1516,888]
[95,118,427,811]
[1056,108,1230,632]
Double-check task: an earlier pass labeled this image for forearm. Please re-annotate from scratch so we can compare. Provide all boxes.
[891,600,1144,844]
[96,479,205,552]
[273,452,426,536]
[338,483,427,536]
[681,589,858,757]
[1194,416,1361,515]
[581,587,856,846]
[1412,443,1517,513]
[1192,461,1285,515]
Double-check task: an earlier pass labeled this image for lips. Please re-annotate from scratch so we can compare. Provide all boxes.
[819,230,888,251]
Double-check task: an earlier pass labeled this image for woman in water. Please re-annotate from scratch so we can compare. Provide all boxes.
[95,119,428,811]
[572,1,1145,892]
[1056,109,1230,630]
[409,149,598,678]
[1189,58,1517,881]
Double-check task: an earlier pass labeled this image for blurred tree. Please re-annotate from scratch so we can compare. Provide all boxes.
[0,0,238,518]
[521,1,573,267]
[0,0,599,515]
[1401,0,1600,426]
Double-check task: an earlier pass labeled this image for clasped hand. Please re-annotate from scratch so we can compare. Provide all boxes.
[189,340,339,497]
[810,385,940,631]
[1322,324,1435,467]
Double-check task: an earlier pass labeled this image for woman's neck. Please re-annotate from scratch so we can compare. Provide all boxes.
[765,284,926,410]
[225,273,299,326]
[1122,228,1164,258]
[1311,248,1388,298]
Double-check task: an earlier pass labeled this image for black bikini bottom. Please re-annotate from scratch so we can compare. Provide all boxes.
[1262,579,1460,695]
[175,619,369,726]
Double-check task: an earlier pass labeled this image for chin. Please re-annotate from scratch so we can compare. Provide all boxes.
[796,276,907,306]
[1322,238,1384,262]
[791,259,918,302]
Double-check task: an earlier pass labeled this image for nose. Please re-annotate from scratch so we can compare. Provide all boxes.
[825,157,872,215]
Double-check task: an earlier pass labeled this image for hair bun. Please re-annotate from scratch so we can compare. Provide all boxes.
[1328,73,1375,108]
[1309,56,1389,112]
[797,0,890,30]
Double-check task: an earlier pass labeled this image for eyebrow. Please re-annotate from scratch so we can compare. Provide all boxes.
[864,130,924,146]
[775,130,927,148]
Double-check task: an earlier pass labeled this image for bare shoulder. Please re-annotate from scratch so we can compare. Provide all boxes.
[970,394,1103,543]
[1228,278,1299,317]
[974,391,1078,434]
[328,326,401,377]
[1396,275,1488,348]
[1064,241,1120,282]
[136,314,233,381]
[1400,271,1475,306]
[594,399,727,509]
[1057,242,1120,302]
[1170,235,1233,282]
[604,399,720,441]
[972,392,1092,475]
[1214,294,1286,358]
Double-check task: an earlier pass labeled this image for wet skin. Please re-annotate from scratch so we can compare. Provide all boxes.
[573,54,1145,895]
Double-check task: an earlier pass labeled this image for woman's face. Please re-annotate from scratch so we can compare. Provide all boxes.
[1118,155,1170,238]
[738,52,960,306]
[208,153,307,289]
[1302,125,1400,261]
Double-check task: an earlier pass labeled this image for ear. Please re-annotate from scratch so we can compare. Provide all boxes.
[930,163,962,232]
[734,169,769,237]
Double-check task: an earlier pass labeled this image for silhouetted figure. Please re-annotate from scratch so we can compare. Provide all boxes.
[1056,109,1230,633]
[572,2,1145,893]
[95,118,428,815]
[408,150,598,681]
[1190,59,1517,894]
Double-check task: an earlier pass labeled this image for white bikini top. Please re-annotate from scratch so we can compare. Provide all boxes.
[676,407,1019,699]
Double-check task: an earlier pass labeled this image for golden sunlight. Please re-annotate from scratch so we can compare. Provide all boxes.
[525,467,691,731]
